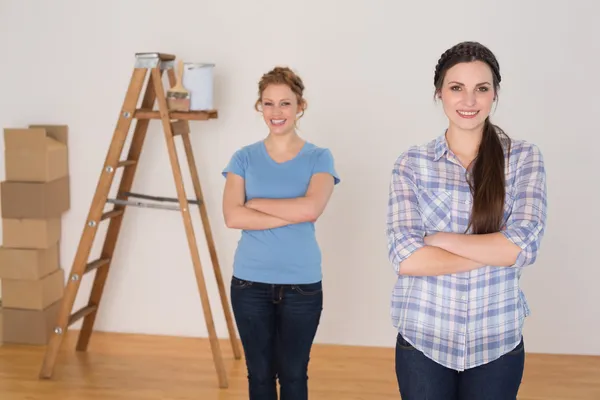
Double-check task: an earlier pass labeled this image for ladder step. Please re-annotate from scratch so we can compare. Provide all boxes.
[121,191,201,205]
[85,258,110,274]
[68,305,98,326]
[101,209,124,220]
[135,52,175,61]
[106,191,201,211]
[117,160,137,168]
[134,108,218,121]
[107,198,181,211]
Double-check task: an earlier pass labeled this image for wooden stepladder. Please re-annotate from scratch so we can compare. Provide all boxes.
[38,52,241,388]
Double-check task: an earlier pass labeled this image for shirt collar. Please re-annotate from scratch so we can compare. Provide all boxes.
[433,131,449,161]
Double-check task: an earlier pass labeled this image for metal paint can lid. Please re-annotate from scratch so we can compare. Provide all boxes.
[184,63,215,69]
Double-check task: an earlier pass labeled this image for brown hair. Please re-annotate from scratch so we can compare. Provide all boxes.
[434,41,511,234]
[254,66,307,117]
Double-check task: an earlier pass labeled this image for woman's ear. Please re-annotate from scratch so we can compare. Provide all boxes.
[296,100,306,118]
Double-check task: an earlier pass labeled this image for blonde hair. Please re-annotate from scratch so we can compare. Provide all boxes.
[254,66,307,118]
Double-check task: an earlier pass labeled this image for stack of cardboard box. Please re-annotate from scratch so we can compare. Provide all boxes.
[0,125,70,345]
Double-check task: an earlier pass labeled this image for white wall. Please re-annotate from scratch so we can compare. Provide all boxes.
[0,0,598,356]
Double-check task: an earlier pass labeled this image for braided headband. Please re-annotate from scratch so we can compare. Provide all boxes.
[434,41,501,85]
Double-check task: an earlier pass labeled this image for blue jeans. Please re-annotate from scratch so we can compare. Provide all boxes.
[230,276,323,400]
[395,333,525,400]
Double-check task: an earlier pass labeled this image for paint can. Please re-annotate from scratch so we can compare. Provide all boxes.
[182,63,215,110]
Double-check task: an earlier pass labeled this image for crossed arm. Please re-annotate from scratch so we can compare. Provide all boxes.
[223,172,335,230]
[387,145,547,276]
[423,231,520,268]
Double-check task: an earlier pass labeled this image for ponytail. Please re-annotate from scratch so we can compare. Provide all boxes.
[467,118,509,234]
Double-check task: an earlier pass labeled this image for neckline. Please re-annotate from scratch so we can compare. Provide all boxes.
[261,140,308,166]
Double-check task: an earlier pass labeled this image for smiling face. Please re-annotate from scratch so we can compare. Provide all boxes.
[438,60,496,133]
[259,83,304,136]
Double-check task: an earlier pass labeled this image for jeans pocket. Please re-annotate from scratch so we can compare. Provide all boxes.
[291,281,322,296]
[508,337,525,355]
[396,333,415,350]
[231,276,252,289]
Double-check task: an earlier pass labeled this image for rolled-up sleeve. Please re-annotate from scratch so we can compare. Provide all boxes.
[387,152,425,273]
[501,143,548,268]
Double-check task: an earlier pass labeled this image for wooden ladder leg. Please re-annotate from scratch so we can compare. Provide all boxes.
[39,66,148,379]
[76,69,164,352]
[166,69,242,361]
[151,67,229,388]
[180,133,242,360]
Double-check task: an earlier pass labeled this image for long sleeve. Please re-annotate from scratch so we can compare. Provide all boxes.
[501,143,548,268]
[386,151,426,273]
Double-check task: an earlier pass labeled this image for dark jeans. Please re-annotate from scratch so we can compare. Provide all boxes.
[230,276,323,400]
[395,333,525,400]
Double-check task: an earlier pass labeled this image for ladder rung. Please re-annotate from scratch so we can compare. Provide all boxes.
[135,52,175,61]
[101,209,124,221]
[106,190,203,211]
[107,198,181,211]
[134,109,218,121]
[121,191,201,205]
[68,305,98,326]
[117,160,137,168]
[85,258,110,274]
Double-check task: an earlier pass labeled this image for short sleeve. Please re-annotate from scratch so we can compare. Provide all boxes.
[222,149,247,179]
[312,148,340,185]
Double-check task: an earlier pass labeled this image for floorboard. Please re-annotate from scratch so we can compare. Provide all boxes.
[0,330,598,399]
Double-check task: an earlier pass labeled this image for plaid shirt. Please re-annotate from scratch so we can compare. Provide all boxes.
[386,133,547,371]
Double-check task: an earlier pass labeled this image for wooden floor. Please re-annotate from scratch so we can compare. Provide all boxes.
[0,331,599,399]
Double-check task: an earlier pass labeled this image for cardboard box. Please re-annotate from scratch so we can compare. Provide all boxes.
[2,300,61,345]
[4,125,68,182]
[0,176,70,218]
[1,268,64,310]
[2,218,61,249]
[0,244,60,280]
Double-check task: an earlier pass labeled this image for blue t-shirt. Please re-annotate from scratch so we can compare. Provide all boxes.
[222,140,340,284]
